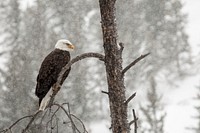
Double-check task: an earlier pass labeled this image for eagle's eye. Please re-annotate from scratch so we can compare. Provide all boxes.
[66,43,75,49]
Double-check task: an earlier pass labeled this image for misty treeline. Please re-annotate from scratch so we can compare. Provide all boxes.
[0,0,193,132]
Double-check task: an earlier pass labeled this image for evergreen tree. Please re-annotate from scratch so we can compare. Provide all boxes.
[140,78,166,133]
[139,0,191,81]
[0,0,53,129]
[189,84,200,133]
[116,0,191,89]
[0,0,24,126]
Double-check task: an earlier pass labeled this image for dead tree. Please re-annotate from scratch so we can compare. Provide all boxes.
[99,0,129,132]
[99,0,148,132]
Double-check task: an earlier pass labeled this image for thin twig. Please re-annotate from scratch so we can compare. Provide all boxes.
[129,109,138,133]
[53,103,81,133]
[71,114,88,133]
[0,115,33,133]
[51,106,60,122]
[119,42,124,54]
[46,106,60,131]
[124,92,136,105]
[22,110,42,133]
[56,118,59,133]
[66,103,76,133]
[101,90,109,95]
[39,109,48,125]
[122,53,150,75]
[129,119,138,127]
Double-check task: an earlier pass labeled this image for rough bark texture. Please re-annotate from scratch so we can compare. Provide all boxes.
[99,0,129,133]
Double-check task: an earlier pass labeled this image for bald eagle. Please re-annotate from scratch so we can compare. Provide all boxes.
[35,39,74,111]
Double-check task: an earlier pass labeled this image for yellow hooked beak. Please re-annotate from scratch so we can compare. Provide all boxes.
[68,44,75,50]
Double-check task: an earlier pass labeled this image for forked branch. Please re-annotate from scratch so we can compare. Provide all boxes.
[129,109,138,133]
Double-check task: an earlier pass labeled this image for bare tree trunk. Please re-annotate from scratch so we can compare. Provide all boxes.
[99,0,129,132]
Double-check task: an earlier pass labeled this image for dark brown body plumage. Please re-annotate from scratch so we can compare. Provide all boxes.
[35,49,71,105]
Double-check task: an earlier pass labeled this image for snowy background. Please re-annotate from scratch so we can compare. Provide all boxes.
[163,1,200,133]
[0,0,200,133]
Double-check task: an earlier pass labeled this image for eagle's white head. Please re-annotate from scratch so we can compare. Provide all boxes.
[55,39,75,51]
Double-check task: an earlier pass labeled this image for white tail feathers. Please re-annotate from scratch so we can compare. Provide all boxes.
[39,88,54,111]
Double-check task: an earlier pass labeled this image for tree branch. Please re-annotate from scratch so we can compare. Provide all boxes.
[0,110,42,133]
[71,114,88,133]
[48,52,105,108]
[22,110,42,133]
[124,92,136,105]
[1,103,87,133]
[129,109,138,133]
[53,103,88,133]
[122,53,150,75]
[58,52,104,84]
[101,90,109,95]
[0,116,32,133]
[119,42,124,54]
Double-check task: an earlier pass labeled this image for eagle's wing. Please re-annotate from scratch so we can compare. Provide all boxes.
[35,50,70,100]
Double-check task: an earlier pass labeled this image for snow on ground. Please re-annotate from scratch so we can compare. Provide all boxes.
[165,75,200,133]
[90,121,110,133]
